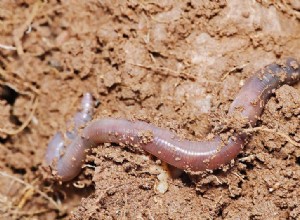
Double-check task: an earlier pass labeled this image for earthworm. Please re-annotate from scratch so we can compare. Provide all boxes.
[45,93,94,165]
[45,58,300,181]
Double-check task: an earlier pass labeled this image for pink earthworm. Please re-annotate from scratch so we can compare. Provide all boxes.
[45,93,94,165]
[45,58,300,181]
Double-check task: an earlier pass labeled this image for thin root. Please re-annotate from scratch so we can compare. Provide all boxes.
[0,43,17,51]
[13,1,41,55]
[128,62,221,83]
[17,187,34,209]
[0,96,38,135]
[221,63,249,81]
[244,126,300,147]
[0,171,63,212]
[0,68,41,95]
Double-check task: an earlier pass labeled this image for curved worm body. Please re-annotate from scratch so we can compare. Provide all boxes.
[45,58,300,181]
[45,93,94,165]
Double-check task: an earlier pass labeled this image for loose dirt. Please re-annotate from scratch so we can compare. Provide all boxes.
[0,0,299,219]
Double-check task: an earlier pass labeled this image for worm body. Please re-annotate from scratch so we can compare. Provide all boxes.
[45,58,300,181]
[45,93,94,165]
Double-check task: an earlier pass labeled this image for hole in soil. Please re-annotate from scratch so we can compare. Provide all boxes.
[9,115,22,126]
[296,157,300,166]
[246,162,254,170]
[31,166,38,172]
[74,69,80,75]
[213,169,224,175]
[180,172,193,186]
[11,167,26,175]
[0,85,19,105]
[240,169,247,175]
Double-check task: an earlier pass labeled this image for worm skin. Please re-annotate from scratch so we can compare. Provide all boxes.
[45,58,300,181]
[45,93,94,166]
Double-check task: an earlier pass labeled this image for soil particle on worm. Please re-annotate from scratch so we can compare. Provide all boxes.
[0,0,299,219]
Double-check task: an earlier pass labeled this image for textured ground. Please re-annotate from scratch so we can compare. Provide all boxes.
[0,0,299,219]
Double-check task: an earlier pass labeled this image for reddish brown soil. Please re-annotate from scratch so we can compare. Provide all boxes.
[0,0,299,219]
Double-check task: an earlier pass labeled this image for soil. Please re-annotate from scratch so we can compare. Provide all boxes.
[0,0,299,219]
